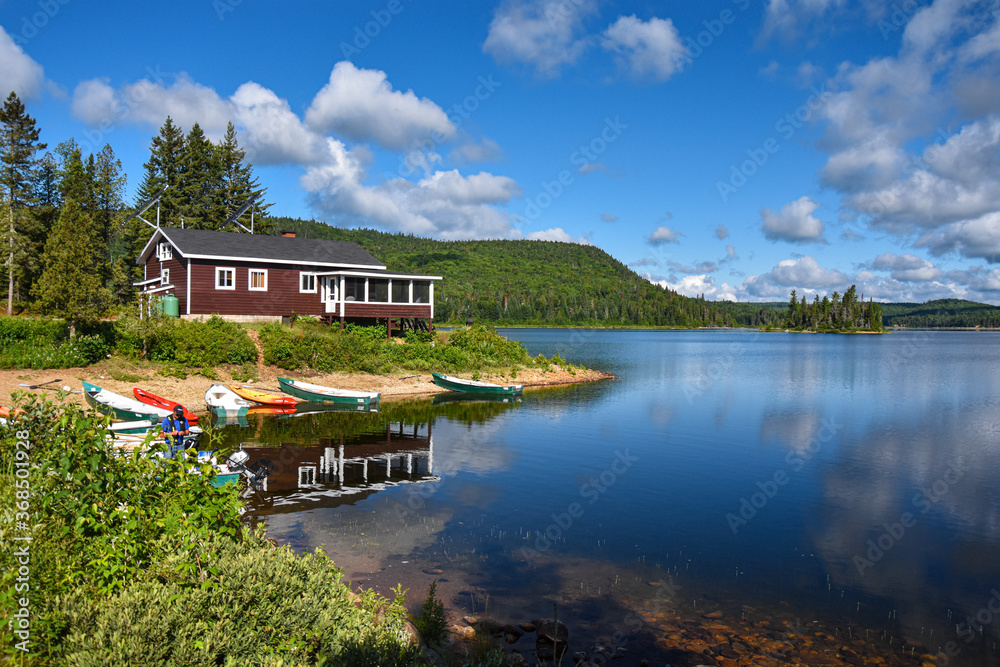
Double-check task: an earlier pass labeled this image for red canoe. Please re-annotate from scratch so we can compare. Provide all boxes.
[132,388,199,423]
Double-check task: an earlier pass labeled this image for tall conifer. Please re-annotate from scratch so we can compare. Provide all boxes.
[0,92,47,314]
[217,121,272,233]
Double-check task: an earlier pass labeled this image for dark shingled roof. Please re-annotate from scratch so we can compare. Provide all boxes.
[139,228,385,268]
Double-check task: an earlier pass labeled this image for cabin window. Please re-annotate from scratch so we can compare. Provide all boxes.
[216,267,235,290]
[343,277,364,302]
[160,269,170,286]
[157,242,172,261]
[300,272,316,293]
[370,278,389,302]
[413,281,430,304]
[249,269,268,291]
[391,280,408,303]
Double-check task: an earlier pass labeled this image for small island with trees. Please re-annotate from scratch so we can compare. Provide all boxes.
[778,285,884,333]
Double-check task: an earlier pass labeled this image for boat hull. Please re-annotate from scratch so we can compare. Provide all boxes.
[229,384,297,407]
[277,377,378,407]
[133,388,199,422]
[83,381,172,422]
[205,383,252,411]
[431,373,523,396]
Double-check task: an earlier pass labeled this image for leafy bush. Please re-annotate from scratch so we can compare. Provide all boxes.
[0,317,115,368]
[0,396,418,666]
[174,315,257,367]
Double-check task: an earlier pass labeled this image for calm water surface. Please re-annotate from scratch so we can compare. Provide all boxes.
[218,329,1000,665]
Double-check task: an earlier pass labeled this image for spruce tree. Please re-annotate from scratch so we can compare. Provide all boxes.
[0,91,47,314]
[33,198,110,335]
[92,144,126,285]
[136,116,186,228]
[178,122,224,229]
[217,121,273,233]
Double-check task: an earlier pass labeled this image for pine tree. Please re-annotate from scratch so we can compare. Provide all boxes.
[92,144,126,285]
[33,198,110,335]
[0,91,47,314]
[217,121,273,233]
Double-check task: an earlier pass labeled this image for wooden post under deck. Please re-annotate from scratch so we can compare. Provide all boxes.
[387,317,393,338]
[339,314,345,329]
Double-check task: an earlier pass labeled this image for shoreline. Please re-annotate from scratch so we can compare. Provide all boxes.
[0,361,615,412]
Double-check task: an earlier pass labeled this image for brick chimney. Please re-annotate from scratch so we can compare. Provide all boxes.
[281,231,296,238]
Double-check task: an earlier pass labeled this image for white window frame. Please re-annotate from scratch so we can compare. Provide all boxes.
[160,268,170,286]
[299,272,317,293]
[215,267,235,290]
[157,242,172,261]
[249,269,268,292]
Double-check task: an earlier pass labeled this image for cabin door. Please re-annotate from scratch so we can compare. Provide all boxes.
[321,277,338,313]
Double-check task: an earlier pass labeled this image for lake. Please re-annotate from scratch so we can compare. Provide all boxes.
[216,329,1000,666]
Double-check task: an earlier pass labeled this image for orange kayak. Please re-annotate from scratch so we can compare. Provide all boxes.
[228,384,297,407]
[132,388,200,423]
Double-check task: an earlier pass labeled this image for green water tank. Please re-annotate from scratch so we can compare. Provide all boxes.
[160,294,180,318]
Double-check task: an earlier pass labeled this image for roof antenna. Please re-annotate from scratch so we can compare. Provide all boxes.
[124,185,169,230]
[221,195,258,234]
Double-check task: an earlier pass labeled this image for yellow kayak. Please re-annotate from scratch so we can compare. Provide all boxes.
[228,384,298,407]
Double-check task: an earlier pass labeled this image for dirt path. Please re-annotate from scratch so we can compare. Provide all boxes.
[1,361,614,413]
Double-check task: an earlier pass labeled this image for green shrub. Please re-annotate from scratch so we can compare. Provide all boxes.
[414,580,447,646]
[0,397,418,666]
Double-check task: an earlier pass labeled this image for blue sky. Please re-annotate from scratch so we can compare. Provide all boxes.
[2,0,1000,303]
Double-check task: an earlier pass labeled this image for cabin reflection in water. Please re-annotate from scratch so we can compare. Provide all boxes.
[244,420,439,513]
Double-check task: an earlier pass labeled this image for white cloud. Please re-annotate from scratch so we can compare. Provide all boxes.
[915,211,1000,263]
[303,149,524,239]
[868,252,943,281]
[647,225,683,245]
[304,62,455,151]
[760,196,826,243]
[0,28,45,100]
[525,227,591,244]
[715,224,730,240]
[447,137,505,165]
[756,0,847,46]
[743,256,849,298]
[655,274,737,301]
[601,15,687,83]
[483,0,597,78]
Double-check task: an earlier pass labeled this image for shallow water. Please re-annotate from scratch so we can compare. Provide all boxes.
[216,329,1000,665]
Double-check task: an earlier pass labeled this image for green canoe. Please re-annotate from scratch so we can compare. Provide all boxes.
[277,377,380,408]
[431,373,523,396]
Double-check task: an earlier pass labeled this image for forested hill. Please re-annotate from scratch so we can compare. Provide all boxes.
[268,217,761,327]
[880,299,1000,328]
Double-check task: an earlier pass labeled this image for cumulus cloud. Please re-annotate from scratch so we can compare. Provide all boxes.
[868,253,943,282]
[654,274,738,301]
[304,62,455,151]
[647,225,683,245]
[525,227,592,244]
[760,196,826,243]
[743,256,850,298]
[601,15,687,82]
[915,211,1000,263]
[447,137,505,165]
[68,64,526,240]
[483,0,597,78]
[715,224,730,240]
[0,28,45,100]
